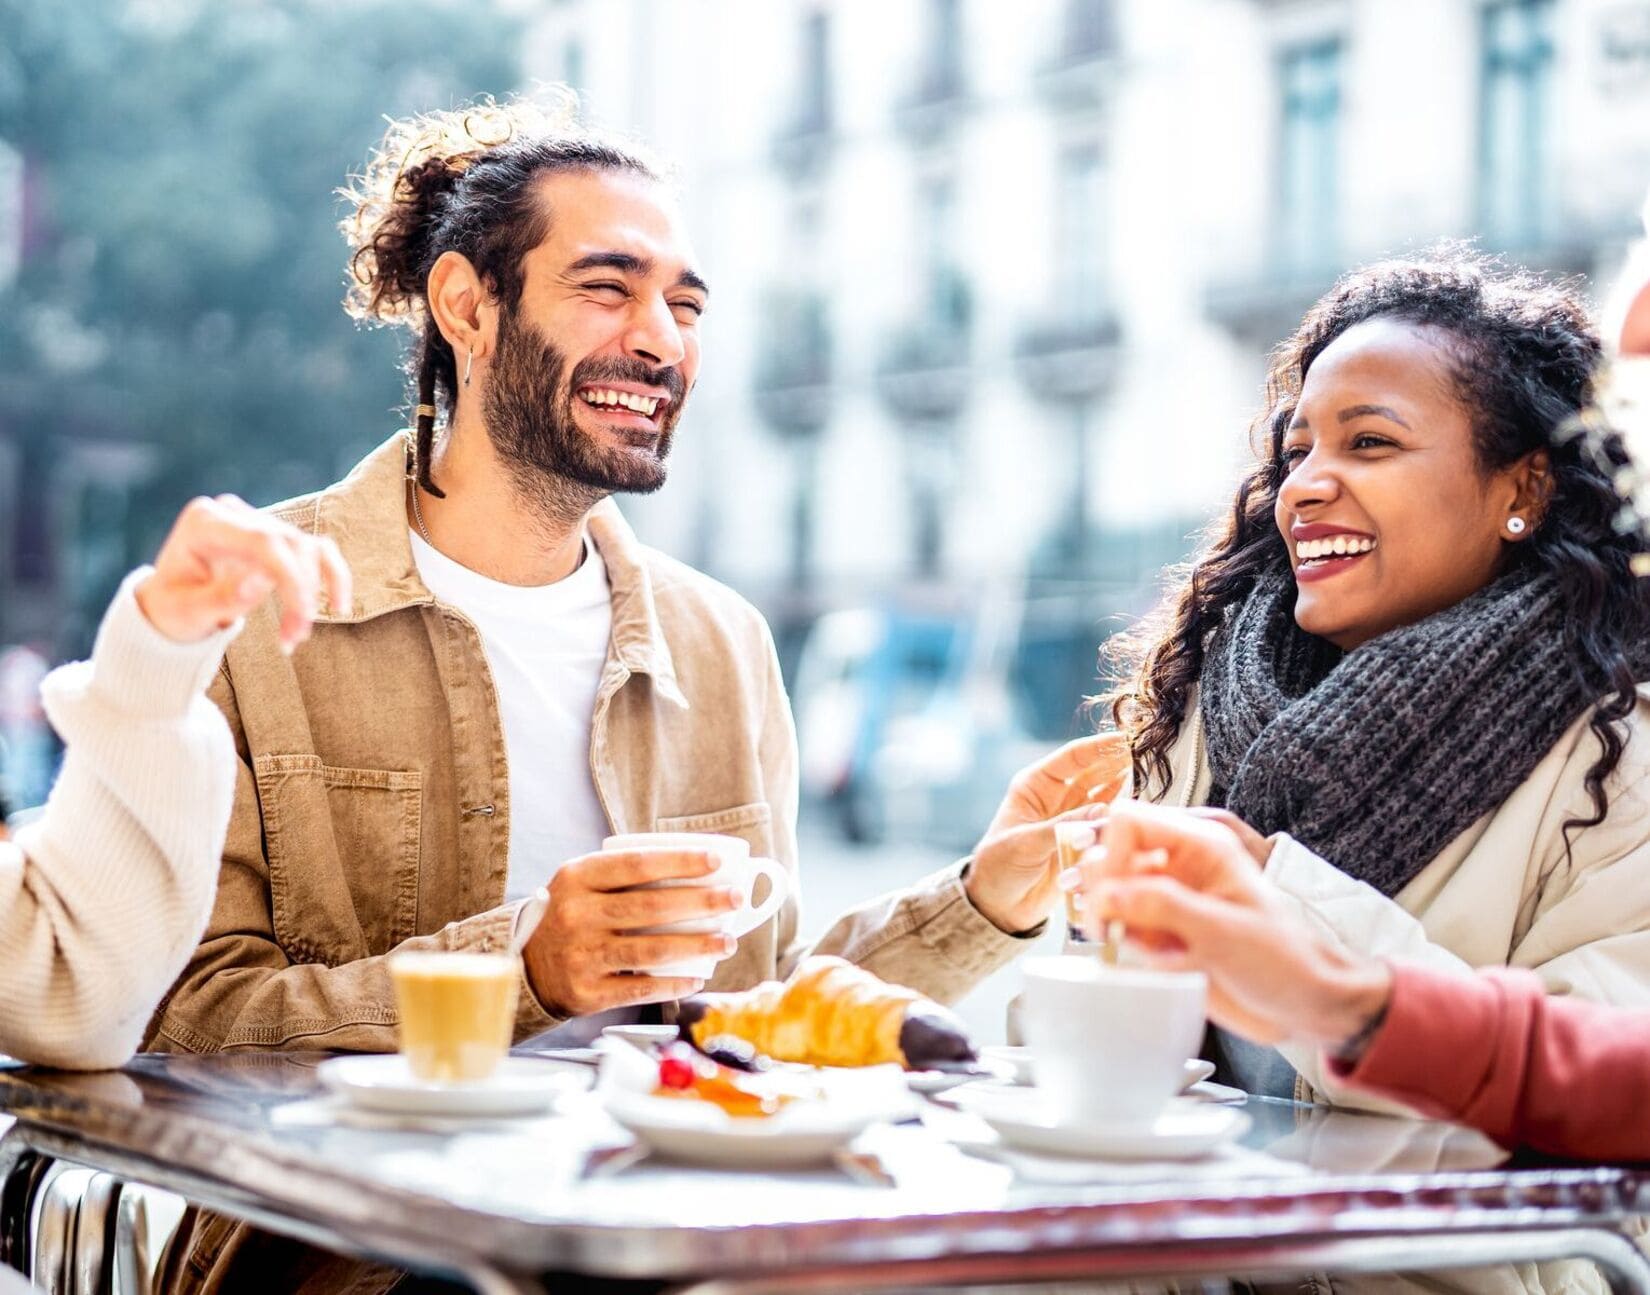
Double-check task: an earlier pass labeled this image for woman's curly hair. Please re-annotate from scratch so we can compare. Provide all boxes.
[1107,247,1650,837]
[338,89,661,495]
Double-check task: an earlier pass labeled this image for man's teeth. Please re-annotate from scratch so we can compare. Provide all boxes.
[579,388,662,416]
[1296,536,1377,562]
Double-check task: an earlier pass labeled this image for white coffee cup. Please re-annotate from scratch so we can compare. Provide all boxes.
[1019,955,1207,1127]
[600,832,790,979]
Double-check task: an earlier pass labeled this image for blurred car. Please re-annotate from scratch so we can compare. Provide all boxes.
[793,608,968,843]
[792,595,1106,851]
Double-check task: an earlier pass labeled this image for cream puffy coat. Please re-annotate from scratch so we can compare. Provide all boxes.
[1150,684,1650,1112]
[1145,688,1650,1295]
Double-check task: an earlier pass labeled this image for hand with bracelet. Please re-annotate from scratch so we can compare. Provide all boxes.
[1075,800,1393,1063]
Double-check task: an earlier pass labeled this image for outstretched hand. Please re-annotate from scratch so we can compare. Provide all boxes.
[136,495,352,652]
[964,734,1131,933]
[1079,801,1391,1050]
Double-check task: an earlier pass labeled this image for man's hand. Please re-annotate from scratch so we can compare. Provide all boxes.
[521,849,743,1018]
[135,495,352,652]
[964,734,1129,933]
[1079,801,1392,1052]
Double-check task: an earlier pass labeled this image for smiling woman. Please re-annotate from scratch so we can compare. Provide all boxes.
[1103,248,1650,1107]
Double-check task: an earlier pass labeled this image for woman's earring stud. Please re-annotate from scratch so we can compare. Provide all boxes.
[1507,516,1527,536]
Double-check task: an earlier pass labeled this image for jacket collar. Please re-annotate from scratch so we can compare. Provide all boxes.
[309,432,685,707]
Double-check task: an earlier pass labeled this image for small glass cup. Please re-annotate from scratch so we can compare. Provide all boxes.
[1055,821,1096,952]
[389,951,518,1084]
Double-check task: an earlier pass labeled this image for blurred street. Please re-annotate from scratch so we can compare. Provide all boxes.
[795,816,1064,1048]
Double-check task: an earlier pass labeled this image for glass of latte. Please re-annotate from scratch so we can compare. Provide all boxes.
[389,951,519,1083]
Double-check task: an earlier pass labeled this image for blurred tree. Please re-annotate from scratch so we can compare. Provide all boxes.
[0,0,522,654]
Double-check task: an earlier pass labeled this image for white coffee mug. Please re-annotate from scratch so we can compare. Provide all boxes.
[600,832,790,979]
[1019,955,1207,1127]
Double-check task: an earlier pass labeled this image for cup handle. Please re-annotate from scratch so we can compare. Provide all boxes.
[726,858,790,936]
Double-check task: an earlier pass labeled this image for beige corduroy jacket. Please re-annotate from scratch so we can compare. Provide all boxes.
[145,432,1030,1060]
[148,432,1037,1295]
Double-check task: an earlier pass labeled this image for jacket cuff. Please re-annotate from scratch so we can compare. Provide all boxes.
[910,859,1046,982]
[1326,962,1503,1109]
[81,568,240,721]
[448,901,566,1038]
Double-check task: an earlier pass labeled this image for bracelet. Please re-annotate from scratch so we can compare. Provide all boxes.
[1328,1001,1390,1067]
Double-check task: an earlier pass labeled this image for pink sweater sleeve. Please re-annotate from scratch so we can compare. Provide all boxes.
[1328,963,1650,1161]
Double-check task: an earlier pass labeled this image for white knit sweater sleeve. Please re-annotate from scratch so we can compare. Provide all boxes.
[0,568,238,1069]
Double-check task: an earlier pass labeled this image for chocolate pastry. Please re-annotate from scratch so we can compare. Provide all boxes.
[676,955,978,1070]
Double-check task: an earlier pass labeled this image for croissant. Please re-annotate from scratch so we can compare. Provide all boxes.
[676,955,978,1070]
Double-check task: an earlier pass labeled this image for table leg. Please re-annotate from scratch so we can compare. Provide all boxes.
[0,1132,52,1275]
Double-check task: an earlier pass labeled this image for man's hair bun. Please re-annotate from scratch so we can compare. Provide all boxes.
[339,90,581,328]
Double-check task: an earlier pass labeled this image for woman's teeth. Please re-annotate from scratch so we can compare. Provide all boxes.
[1296,535,1376,563]
[579,388,662,417]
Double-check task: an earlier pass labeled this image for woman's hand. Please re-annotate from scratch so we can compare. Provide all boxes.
[135,495,352,652]
[963,734,1130,933]
[1080,801,1392,1051]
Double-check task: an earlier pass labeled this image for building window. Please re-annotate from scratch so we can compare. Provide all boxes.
[1277,39,1342,277]
[1058,0,1115,64]
[919,174,959,306]
[562,38,583,92]
[926,0,964,98]
[1056,143,1108,318]
[799,10,832,135]
[0,141,23,292]
[1479,0,1555,248]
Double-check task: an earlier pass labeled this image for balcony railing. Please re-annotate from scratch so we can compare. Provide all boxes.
[771,93,833,176]
[752,292,833,436]
[1013,308,1122,401]
[893,55,968,141]
[874,272,973,421]
[1035,0,1119,110]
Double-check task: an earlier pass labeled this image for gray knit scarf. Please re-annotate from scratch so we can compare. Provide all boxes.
[1199,566,1616,896]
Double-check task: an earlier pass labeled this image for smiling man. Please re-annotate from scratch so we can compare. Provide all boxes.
[144,92,1058,1293]
[144,90,1064,1269]
[148,99,1052,1058]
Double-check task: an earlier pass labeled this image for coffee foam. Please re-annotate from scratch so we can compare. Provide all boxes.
[390,952,515,979]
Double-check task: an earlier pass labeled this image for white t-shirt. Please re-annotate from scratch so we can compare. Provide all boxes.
[410,530,613,901]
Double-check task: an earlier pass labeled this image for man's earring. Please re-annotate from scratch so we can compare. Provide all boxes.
[1506,516,1527,536]
[463,349,474,388]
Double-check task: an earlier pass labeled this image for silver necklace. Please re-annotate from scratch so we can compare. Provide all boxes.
[409,479,434,545]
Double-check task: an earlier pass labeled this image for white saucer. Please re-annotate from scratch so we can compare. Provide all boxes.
[601,1023,681,1049]
[316,1055,587,1117]
[905,1061,1013,1095]
[977,1048,1215,1093]
[951,1088,1250,1160]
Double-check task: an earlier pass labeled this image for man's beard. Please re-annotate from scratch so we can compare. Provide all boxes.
[480,309,686,524]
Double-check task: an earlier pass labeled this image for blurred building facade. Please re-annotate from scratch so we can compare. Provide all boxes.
[5,0,1650,826]
[521,0,1650,842]
[524,0,1650,612]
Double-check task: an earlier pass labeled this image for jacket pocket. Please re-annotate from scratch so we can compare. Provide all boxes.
[254,754,423,966]
[655,800,774,856]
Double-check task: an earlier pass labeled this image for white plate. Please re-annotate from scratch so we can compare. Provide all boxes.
[316,1055,587,1117]
[977,1048,1215,1092]
[600,1091,886,1168]
[596,1044,914,1168]
[951,1088,1249,1160]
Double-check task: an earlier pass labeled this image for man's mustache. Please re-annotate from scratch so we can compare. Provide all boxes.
[567,357,687,404]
